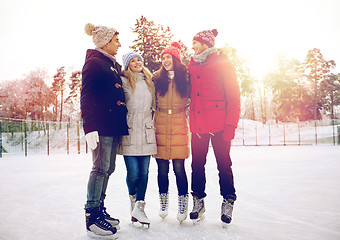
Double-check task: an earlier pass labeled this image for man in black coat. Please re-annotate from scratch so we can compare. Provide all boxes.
[81,23,128,239]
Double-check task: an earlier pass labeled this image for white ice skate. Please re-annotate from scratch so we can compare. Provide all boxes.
[159,192,169,219]
[177,194,189,223]
[131,200,150,228]
[129,194,136,213]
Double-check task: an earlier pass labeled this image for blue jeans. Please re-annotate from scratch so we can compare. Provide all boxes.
[191,131,236,200]
[156,159,188,196]
[85,136,119,210]
[124,156,150,201]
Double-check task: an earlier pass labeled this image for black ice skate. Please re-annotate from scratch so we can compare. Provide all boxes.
[221,198,234,226]
[100,204,120,230]
[85,207,118,239]
[190,196,205,224]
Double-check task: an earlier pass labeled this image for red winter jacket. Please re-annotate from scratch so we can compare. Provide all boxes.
[188,52,241,134]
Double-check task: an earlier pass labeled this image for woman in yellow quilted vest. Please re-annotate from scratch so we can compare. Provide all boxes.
[153,42,191,223]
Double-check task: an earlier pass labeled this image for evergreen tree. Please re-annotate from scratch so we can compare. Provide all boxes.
[0,69,53,120]
[65,71,82,121]
[264,54,302,122]
[302,48,334,121]
[219,44,256,120]
[130,16,191,72]
[320,71,340,120]
[130,16,173,72]
[24,69,53,120]
[51,67,66,121]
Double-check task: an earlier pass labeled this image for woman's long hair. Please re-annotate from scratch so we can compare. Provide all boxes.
[122,66,153,94]
[154,57,190,98]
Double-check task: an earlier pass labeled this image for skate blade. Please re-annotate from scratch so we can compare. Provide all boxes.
[222,222,230,228]
[130,217,150,229]
[87,230,118,239]
[192,215,205,225]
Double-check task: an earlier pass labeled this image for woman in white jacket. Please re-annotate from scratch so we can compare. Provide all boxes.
[118,52,157,227]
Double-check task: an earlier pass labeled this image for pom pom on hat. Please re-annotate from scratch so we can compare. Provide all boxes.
[85,23,95,36]
[161,42,182,63]
[85,23,118,48]
[193,29,218,48]
[122,52,143,71]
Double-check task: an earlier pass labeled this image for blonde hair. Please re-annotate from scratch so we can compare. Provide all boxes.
[122,67,153,94]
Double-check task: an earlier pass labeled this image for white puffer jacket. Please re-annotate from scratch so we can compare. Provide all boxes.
[117,72,157,156]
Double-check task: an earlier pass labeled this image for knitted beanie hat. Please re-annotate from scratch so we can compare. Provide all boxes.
[85,23,118,48]
[122,52,143,70]
[193,29,218,48]
[161,42,182,63]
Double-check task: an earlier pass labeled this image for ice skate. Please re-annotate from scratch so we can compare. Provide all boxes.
[129,194,136,213]
[159,192,169,219]
[221,198,234,226]
[100,205,120,230]
[85,207,118,239]
[190,196,205,224]
[177,194,188,223]
[131,200,150,228]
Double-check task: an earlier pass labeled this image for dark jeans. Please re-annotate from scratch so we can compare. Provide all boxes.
[85,136,119,210]
[191,131,236,200]
[124,155,150,201]
[156,158,188,196]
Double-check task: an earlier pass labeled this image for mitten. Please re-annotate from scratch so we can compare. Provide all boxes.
[223,125,236,141]
[85,131,99,150]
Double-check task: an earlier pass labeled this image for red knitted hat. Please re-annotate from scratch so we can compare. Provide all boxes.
[161,42,182,63]
[193,29,218,48]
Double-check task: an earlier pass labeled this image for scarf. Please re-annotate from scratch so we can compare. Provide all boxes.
[168,71,175,80]
[192,47,217,64]
[95,47,116,64]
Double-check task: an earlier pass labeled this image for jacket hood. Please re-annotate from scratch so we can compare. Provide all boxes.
[85,49,103,61]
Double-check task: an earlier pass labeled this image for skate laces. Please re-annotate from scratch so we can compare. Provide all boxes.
[138,202,147,217]
[160,193,168,211]
[192,197,203,213]
[102,207,118,221]
[178,195,188,214]
[222,199,234,217]
[95,216,113,230]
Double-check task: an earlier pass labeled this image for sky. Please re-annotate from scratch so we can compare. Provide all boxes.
[0,0,339,83]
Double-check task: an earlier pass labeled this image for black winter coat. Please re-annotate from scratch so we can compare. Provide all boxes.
[80,49,129,136]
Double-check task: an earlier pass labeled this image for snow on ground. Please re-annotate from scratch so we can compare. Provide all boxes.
[0,146,340,240]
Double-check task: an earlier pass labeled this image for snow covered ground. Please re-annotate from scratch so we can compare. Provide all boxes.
[1,146,340,240]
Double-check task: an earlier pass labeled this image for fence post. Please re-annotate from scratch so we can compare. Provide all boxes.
[242,117,245,146]
[0,120,2,158]
[268,122,271,146]
[77,121,80,154]
[24,121,27,156]
[255,122,258,146]
[298,121,301,145]
[284,122,287,146]
[67,121,70,155]
[47,122,50,156]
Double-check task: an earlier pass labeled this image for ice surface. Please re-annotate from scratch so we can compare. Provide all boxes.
[1,146,340,240]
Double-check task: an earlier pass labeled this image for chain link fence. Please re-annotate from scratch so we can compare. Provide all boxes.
[0,118,87,157]
[0,118,339,157]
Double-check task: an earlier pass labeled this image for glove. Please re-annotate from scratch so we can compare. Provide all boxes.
[85,131,99,150]
[223,125,236,141]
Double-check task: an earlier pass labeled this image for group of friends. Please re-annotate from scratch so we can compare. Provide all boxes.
[80,22,241,239]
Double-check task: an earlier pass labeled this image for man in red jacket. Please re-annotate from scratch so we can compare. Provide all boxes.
[188,29,241,225]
